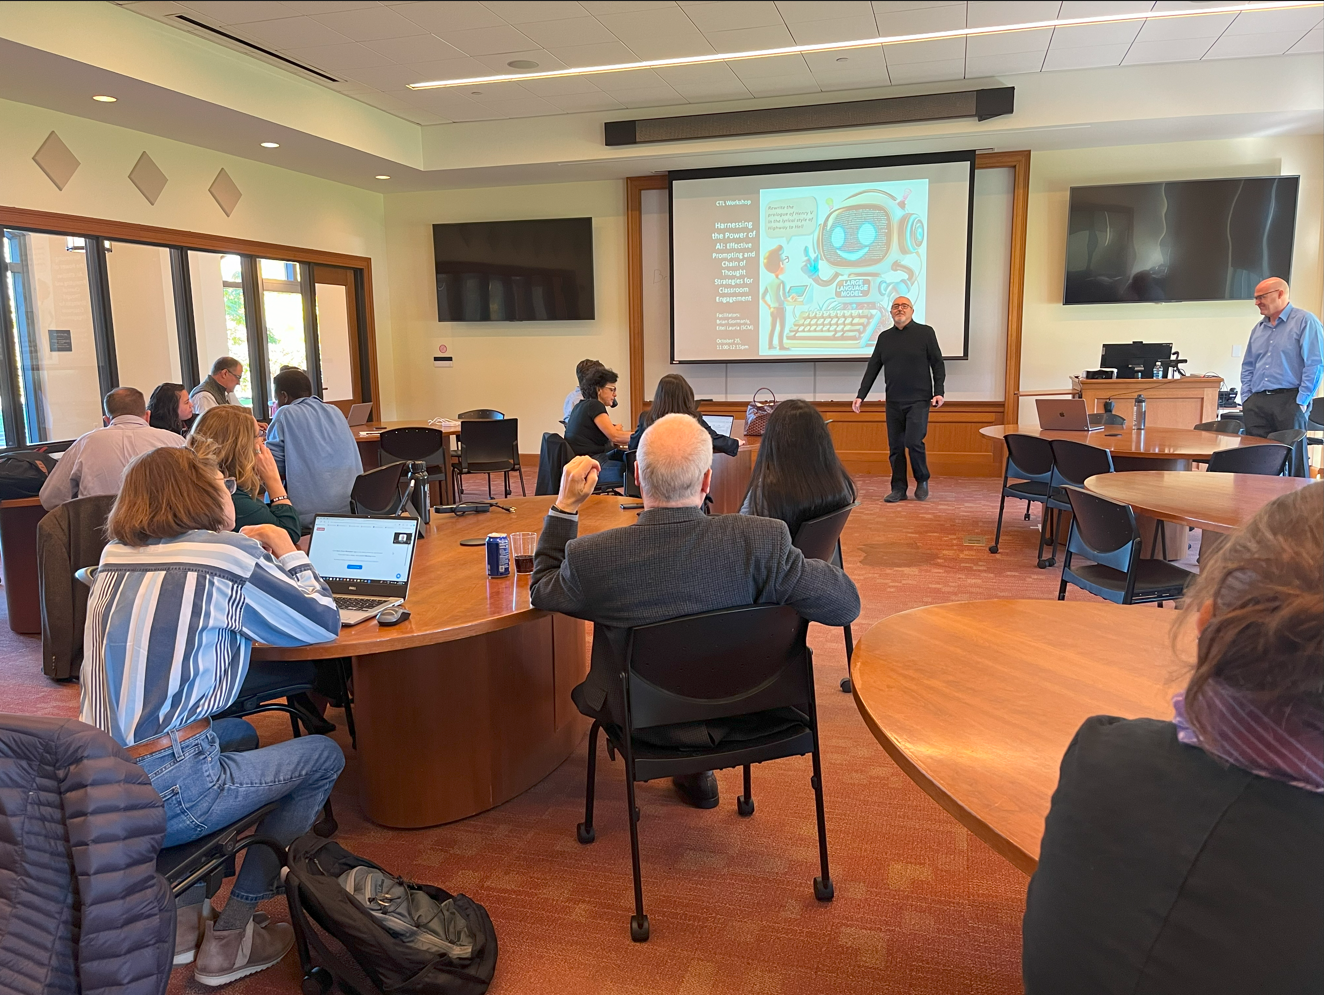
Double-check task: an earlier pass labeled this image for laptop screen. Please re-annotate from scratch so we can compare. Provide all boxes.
[347,402,373,426]
[308,516,417,591]
[703,414,734,436]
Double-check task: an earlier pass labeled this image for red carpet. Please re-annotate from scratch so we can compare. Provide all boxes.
[1,475,1118,994]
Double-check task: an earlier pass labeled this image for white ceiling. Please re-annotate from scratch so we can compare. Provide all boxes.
[119,1,1324,125]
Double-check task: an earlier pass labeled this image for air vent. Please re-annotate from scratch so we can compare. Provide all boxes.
[169,15,342,83]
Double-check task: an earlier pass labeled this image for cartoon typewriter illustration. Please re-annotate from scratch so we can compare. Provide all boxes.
[792,187,926,350]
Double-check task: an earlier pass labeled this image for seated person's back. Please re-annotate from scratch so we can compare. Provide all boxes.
[1023,483,1324,995]
[628,373,739,457]
[265,368,362,527]
[740,398,855,538]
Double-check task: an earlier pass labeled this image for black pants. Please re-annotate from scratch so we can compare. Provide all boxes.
[886,399,931,489]
[1243,390,1308,476]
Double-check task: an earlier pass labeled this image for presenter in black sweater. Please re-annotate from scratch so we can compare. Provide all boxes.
[852,297,946,502]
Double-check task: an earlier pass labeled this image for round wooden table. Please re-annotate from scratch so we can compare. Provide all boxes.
[1085,472,1314,533]
[850,600,1189,874]
[979,425,1273,470]
[254,495,638,828]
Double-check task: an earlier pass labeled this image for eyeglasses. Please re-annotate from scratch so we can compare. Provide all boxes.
[222,477,237,494]
[1253,292,1281,302]
[891,303,913,312]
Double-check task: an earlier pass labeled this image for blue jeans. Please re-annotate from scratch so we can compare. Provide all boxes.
[136,718,344,903]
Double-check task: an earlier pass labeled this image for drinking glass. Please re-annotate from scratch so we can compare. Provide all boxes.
[511,532,537,574]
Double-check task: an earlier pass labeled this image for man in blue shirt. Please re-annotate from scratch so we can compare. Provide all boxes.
[1240,278,1322,476]
[265,368,364,527]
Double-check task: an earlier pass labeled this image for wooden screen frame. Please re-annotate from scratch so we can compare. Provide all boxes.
[0,205,381,410]
[625,151,1031,425]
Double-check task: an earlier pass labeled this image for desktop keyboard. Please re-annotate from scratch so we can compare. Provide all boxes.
[334,596,390,612]
[786,309,881,348]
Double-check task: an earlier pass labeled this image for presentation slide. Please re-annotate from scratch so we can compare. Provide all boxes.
[670,154,974,362]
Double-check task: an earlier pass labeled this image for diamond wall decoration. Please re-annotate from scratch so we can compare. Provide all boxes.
[128,152,168,205]
[208,168,242,217]
[32,131,80,190]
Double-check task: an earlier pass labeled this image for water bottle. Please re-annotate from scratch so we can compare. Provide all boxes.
[1152,360,1164,379]
[1134,394,1146,431]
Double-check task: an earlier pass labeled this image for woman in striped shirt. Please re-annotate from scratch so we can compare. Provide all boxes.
[80,445,343,987]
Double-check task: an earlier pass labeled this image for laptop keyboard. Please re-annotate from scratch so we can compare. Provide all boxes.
[334,596,390,612]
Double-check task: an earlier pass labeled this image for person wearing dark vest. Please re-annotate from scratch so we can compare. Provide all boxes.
[851,297,945,502]
[190,356,244,416]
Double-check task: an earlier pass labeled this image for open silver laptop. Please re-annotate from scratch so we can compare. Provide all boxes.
[347,402,373,426]
[1036,398,1103,432]
[307,515,418,625]
[702,414,735,436]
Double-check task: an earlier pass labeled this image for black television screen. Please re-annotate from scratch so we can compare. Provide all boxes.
[1064,176,1298,304]
[433,217,594,321]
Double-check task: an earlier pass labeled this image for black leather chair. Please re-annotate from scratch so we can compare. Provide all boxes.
[792,504,857,694]
[576,605,833,942]
[349,461,410,515]
[379,427,447,506]
[1268,429,1308,477]
[989,434,1059,565]
[452,418,523,500]
[1193,419,1245,434]
[1207,443,1291,476]
[1058,487,1193,606]
[1042,439,1116,569]
[456,408,504,420]
[623,449,641,499]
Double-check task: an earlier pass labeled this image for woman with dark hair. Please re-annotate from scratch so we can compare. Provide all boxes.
[148,382,194,436]
[740,398,856,538]
[627,373,739,456]
[1023,483,1323,994]
[564,364,630,487]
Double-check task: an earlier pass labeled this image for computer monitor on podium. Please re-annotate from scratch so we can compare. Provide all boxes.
[1101,341,1172,379]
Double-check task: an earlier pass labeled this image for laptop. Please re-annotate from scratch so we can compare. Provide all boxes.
[307,515,418,626]
[1036,398,1102,433]
[703,414,735,436]
[347,402,373,427]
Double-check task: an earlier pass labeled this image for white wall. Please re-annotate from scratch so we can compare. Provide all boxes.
[1018,135,1324,423]
[382,180,630,452]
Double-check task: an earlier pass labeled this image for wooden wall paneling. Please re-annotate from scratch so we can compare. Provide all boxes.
[973,151,1031,427]
[626,176,667,423]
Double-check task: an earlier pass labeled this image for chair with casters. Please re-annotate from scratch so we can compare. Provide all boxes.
[378,427,447,506]
[1057,486,1194,606]
[575,604,833,942]
[455,408,504,420]
[1268,429,1308,477]
[989,434,1060,567]
[791,504,858,694]
[452,418,524,500]
[1207,442,1291,476]
[1042,439,1116,569]
[349,461,410,516]
[623,448,641,499]
[1193,419,1245,435]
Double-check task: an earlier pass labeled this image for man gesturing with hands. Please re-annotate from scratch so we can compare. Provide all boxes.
[531,414,859,810]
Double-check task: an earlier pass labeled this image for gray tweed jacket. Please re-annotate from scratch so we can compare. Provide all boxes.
[530,505,860,728]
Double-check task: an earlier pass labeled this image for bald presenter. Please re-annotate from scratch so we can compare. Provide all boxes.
[1241,277,1323,476]
[852,297,945,502]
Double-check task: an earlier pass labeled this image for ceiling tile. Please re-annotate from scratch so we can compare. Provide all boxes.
[591,67,670,90]
[460,79,533,101]
[445,24,540,55]
[1122,36,1216,64]
[485,1,591,22]
[514,16,621,47]
[279,2,383,13]
[364,33,467,63]
[1048,21,1144,49]
[1057,0,1153,16]
[1222,8,1322,36]
[545,40,642,65]
[579,1,678,12]
[726,53,813,80]
[619,87,688,107]
[1041,41,1130,70]
[594,8,715,59]
[515,74,605,95]
[654,60,746,85]
[310,6,423,40]
[803,45,887,72]
[965,51,1047,76]
[965,26,1053,56]
[882,37,965,63]
[965,2,1061,29]
[177,2,300,24]
[474,49,570,72]
[229,15,352,49]
[701,24,798,52]
[740,77,822,98]
[1133,10,1235,41]
[282,41,396,73]
[465,95,564,118]
[787,16,883,45]
[777,1,875,22]
[341,62,428,89]
[394,2,505,32]
[406,57,495,82]
[682,1,784,32]
[884,57,966,84]
[1204,30,1312,60]
[812,69,892,91]
[668,81,756,101]
[873,4,966,37]
[1288,25,1322,53]
[544,91,627,111]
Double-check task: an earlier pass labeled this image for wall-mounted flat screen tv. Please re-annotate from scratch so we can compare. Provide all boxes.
[1064,176,1298,304]
[433,217,595,321]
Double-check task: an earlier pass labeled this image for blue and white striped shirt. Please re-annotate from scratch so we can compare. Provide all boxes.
[79,530,341,747]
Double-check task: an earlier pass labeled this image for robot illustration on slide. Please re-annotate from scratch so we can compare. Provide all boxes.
[792,188,926,350]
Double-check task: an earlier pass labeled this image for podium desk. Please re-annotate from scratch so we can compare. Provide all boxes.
[254,495,638,828]
[1072,375,1223,429]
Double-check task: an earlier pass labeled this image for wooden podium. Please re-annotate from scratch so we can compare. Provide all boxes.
[1071,375,1223,429]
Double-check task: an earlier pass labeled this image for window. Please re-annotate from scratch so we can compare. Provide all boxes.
[189,252,254,409]
[261,258,312,387]
[106,241,182,395]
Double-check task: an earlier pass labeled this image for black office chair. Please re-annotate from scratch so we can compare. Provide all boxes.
[792,504,858,694]
[1207,442,1291,476]
[576,605,833,942]
[159,800,284,907]
[452,418,524,500]
[1042,439,1115,569]
[623,448,640,499]
[379,427,447,506]
[349,461,410,516]
[1193,419,1245,435]
[989,434,1060,567]
[1268,429,1308,477]
[455,408,504,420]
[1058,487,1194,606]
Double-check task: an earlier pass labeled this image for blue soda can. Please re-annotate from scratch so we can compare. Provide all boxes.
[485,533,510,578]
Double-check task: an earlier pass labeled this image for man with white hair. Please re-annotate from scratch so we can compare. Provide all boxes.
[531,413,859,809]
[1240,277,1322,475]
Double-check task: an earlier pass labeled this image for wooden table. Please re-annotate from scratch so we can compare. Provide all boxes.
[708,421,758,515]
[851,600,1186,874]
[980,425,1273,471]
[354,420,460,505]
[254,494,638,828]
[0,496,48,634]
[1085,472,1314,533]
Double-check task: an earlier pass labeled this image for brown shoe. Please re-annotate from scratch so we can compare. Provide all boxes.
[194,917,293,987]
[174,904,205,966]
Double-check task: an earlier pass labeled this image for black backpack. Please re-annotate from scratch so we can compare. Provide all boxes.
[285,835,498,995]
[0,451,57,500]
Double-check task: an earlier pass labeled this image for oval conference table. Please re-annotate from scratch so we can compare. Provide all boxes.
[253,494,638,829]
[979,425,1274,471]
[851,600,1189,874]
[1084,471,1315,533]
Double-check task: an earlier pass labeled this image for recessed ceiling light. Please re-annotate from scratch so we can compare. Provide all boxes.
[92,95,117,103]
[408,0,1318,89]
[260,142,280,148]
[507,60,539,69]
[375,175,391,180]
